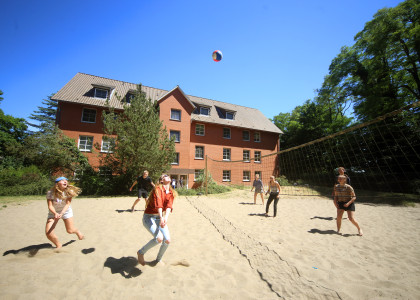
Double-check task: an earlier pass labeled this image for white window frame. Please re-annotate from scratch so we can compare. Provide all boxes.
[170,109,181,121]
[243,130,250,141]
[223,127,231,139]
[243,171,250,182]
[78,136,93,152]
[101,137,114,153]
[194,169,204,181]
[254,151,261,163]
[195,123,205,136]
[170,130,180,143]
[195,146,204,159]
[94,88,109,99]
[223,148,231,161]
[172,152,180,165]
[254,132,261,142]
[243,150,250,162]
[223,170,231,182]
[81,108,97,123]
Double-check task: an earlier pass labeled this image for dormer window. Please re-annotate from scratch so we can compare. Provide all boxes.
[200,107,210,116]
[126,93,135,104]
[94,88,108,99]
[226,111,235,120]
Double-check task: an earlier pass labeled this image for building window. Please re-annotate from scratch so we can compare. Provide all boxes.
[254,151,261,163]
[243,150,250,162]
[195,146,204,159]
[200,107,210,116]
[223,128,231,139]
[226,111,235,120]
[101,137,115,153]
[254,132,261,142]
[170,109,181,121]
[194,169,204,181]
[243,130,250,141]
[172,153,179,165]
[195,124,205,136]
[170,130,180,143]
[94,88,108,99]
[81,108,96,123]
[223,148,231,161]
[78,136,93,152]
[99,167,112,176]
[223,170,231,182]
[125,93,135,103]
[243,171,250,182]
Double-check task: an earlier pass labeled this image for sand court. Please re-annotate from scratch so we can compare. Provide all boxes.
[0,190,419,299]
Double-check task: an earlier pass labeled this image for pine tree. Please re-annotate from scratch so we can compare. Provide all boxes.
[101,84,175,181]
[27,94,57,132]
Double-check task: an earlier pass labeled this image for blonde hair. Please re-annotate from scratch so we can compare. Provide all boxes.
[50,184,81,200]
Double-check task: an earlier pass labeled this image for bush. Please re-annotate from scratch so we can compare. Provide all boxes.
[0,165,52,196]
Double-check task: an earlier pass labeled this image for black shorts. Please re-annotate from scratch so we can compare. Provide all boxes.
[138,189,149,199]
[338,201,355,211]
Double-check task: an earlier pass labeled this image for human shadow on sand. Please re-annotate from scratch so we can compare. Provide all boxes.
[239,202,259,205]
[310,216,334,221]
[115,209,144,213]
[3,240,75,257]
[308,229,338,235]
[104,256,142,278]
[82,248,95,254]
[248,213,269,217]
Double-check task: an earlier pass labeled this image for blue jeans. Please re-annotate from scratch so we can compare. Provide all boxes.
[138,214,171,262]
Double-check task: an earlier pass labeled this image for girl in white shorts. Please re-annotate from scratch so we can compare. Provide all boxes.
[45,177,84,249]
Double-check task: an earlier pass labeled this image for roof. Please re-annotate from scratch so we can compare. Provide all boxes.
[52,73,282,134]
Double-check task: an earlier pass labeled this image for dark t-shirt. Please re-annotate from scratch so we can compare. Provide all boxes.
[137,176,153,191]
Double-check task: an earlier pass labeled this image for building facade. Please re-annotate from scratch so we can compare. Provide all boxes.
[53,73,282,188]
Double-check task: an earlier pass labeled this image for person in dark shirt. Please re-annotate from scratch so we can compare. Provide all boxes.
[129,170,155,212]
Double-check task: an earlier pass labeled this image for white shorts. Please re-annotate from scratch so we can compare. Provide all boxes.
[47,206,74,220]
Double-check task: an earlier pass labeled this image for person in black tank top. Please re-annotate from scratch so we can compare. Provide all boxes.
[129,170,155,212]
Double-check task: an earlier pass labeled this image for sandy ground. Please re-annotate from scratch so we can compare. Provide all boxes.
[0,189,419,299]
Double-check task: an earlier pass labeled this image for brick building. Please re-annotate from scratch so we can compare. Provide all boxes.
[52,73,282,188]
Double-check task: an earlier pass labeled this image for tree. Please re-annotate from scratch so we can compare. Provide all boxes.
[101,84,176,180]
[325,0,420,121]
[0,89,29,159]
[27,94,58,132]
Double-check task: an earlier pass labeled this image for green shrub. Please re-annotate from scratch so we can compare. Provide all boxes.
[0,165,52,196]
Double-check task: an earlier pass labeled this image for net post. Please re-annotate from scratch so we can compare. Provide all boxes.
[205,155,208,196]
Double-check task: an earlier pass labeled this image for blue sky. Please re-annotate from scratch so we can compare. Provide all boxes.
[1,0,403,125]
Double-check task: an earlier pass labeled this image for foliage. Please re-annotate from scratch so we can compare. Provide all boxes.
[101,84,176,182]
[27,94,58,132]
[76,167,132,196]
[324,0,420,122]
[0,165,52,196]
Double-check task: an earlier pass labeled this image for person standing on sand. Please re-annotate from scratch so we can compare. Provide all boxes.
[251,174,264,205]
[45,177,84,249]
[129,170,155,212]
[334,175,363,236]
[137,174,176,266]
[265,176,281,217]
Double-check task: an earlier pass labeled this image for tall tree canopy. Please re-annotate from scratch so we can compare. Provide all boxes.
[102,85,175,180]
[325,0,420,121]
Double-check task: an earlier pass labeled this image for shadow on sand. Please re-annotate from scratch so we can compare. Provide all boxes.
[104,256,142,278]
[3,240,75,257]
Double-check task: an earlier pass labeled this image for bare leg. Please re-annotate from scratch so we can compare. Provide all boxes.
[63,217,84,240]
[336,209,345,234]
[46,218,62,248]
[253,193,257,204]
[347,211,362,236]
[260,193,264,205]
[131,198,141,212]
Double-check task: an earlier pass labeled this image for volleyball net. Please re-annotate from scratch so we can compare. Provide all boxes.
[205,102,420,202]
